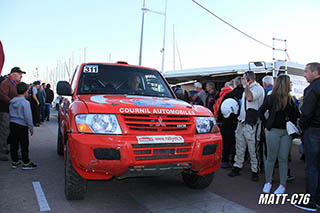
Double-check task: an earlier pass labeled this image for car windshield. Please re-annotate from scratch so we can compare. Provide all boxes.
[77,64,174,98]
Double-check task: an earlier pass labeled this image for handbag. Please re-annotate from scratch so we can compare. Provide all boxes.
[244,97,258,125]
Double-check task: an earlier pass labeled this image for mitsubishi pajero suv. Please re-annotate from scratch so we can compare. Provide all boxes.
[56,62,222,200]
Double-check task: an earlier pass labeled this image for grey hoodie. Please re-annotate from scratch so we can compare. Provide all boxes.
[9,96,33,133]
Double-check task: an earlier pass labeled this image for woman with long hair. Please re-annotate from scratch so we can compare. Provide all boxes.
[258,75,299,194]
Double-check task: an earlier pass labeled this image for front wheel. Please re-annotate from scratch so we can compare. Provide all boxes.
[65,140,87,200]
[182,170,214,189]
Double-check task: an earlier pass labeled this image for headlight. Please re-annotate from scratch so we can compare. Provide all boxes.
[196,117,217,134]
[75,114,122,134]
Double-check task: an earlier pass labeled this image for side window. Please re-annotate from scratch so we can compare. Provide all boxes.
[145,75,165,93]
[71,66,81,94]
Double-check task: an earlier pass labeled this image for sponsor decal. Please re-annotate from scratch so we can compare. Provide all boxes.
[132,99,174,108]
[119,107,195,115]
[90,95,109,104]
[137,135,184,144]
[89,96,195,115]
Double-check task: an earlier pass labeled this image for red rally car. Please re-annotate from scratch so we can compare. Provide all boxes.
[56,62,222,200]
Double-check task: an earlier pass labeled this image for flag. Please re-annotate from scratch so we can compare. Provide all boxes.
[0,41,4,75]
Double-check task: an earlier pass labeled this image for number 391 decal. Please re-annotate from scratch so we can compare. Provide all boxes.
[83,65,99,73]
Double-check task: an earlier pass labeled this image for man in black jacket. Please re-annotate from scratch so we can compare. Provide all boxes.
[44,84,54,121]
[295,62,320,211]
[217,76,243,168]
[205,82,217,114]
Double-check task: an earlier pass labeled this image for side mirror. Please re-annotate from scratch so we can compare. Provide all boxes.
[174,87,190,103]
[57,81,72,96]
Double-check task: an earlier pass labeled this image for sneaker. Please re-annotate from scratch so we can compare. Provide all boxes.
[294,203,317,212]
[228,167,241,177]
[263,183,272,193]
[274,184,286,194]
[22,162,37,170]
[12,161,21,169]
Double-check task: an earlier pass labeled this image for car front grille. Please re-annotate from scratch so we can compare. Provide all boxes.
[121,114,193,132]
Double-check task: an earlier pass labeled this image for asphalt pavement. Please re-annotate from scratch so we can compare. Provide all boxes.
[0,109,309,213]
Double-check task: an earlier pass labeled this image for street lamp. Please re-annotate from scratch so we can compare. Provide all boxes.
[138,0,167,74]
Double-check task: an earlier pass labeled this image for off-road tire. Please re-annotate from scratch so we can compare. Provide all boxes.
[57,127,63,156]
[182,171,214,189]
[65,141,87,200]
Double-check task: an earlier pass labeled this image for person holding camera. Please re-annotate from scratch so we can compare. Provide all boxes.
[228,71,264,182]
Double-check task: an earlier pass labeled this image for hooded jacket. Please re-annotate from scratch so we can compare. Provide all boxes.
[9,96,33,132]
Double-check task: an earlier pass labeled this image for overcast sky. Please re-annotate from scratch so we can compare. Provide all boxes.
[1,0,319,83]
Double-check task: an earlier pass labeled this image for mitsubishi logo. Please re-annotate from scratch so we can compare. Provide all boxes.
[155,116,166,127]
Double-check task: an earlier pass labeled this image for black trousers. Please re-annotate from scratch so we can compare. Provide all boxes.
[30,99,39,125]
[259,125,267,171]
[221,120,237,163]
[9,122,30,164]
[304,127,320,205]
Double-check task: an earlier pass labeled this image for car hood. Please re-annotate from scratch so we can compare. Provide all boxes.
[78,95,212,116]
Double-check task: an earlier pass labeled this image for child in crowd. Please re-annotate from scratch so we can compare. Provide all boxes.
[9,82,37,169]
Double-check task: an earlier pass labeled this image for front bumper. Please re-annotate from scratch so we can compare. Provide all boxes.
[68,133,222,180]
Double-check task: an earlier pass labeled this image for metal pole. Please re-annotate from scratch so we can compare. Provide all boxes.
[72,51,74,71]
[160,0,167,74]
[176,40,183,70]
[68,58,71,81]
[138,0,146,66]
[173,24,175,71]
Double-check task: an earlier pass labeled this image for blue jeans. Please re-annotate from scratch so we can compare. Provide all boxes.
[303,127,320,204]
[44,103,51,120]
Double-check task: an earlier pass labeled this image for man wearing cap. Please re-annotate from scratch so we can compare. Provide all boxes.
[0,67,25,161]
[190,90,203,105]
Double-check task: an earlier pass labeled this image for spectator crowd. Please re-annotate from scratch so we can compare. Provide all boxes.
[0,67,54,170]
[186,63,320,211]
